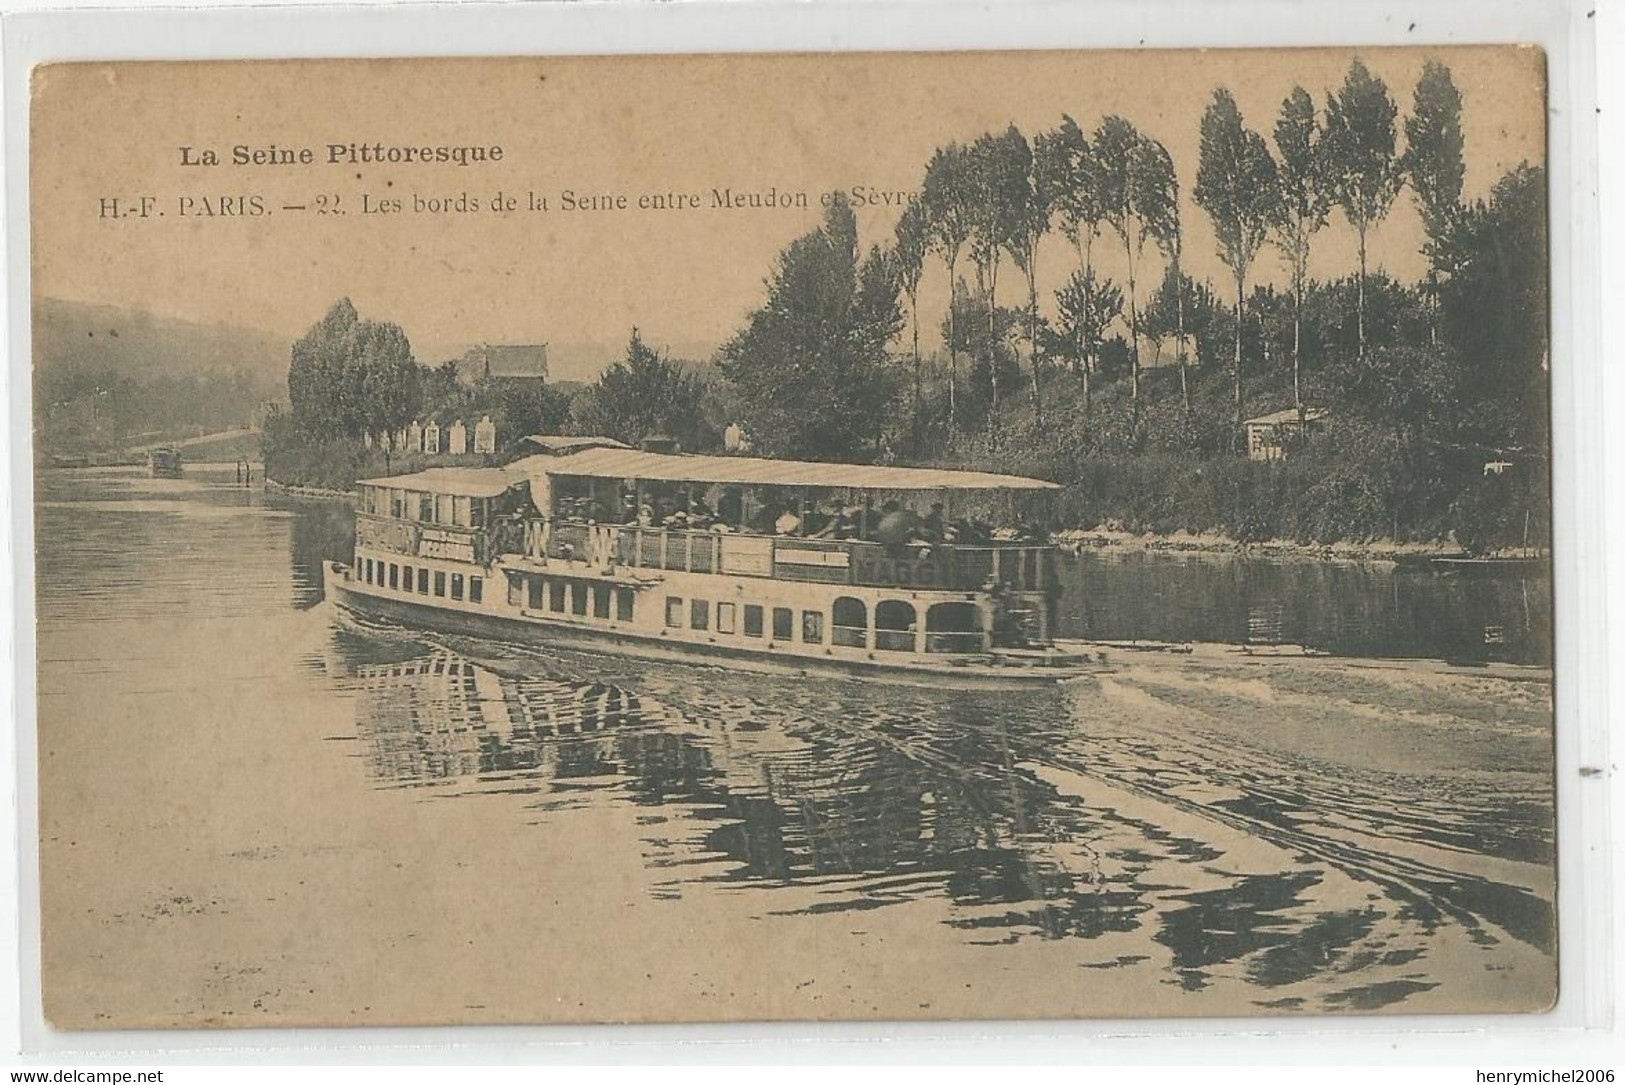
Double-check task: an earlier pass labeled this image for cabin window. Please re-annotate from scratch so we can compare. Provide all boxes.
[362,558,372,583]
[665,597,684,628]
[528,576,544,610]
[390,492,405,519]
[470,577,483,604]
[592,583,611,619]
[743,605,764,638]
[418,493,434,522]
[389,563,400,589]
[690,599,710,631]
[875,600,918,652]
[417,568,430,595]
[772,607,794,641]
[472,500,487,529]
[832,597,868,648]
[549,581,567,612]
[616,588,635,622]
[801,610,824,644]
[717,602,736,635]
[570,584,589,616]
[403,565,415,593]
[451,574,465,601]
[435,571,447,597]
[926,602,985,654]
[435,493,454,525]
[508,573,524,607]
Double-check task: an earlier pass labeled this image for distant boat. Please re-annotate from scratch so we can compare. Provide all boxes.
[147,447,183,478]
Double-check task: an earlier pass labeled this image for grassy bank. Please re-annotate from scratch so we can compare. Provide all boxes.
[262,424,490,493]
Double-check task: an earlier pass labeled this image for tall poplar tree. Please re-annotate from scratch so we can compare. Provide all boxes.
[921,144,975,430]
[967,127,1029,439]
[1271,86,1331,422]
[1403,59,1467,340]
[893,200,930,428]
[1195,88,1280,450]
[1323,58,1403,359]
[1051,115,1107,413]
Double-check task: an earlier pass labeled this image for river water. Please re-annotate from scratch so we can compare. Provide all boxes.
[35,467,1557,1027]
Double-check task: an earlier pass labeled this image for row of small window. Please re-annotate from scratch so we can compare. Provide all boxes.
[665,597,820,643]
[361,486,487,529]
[510,574,637,623]
[361,556,483,603]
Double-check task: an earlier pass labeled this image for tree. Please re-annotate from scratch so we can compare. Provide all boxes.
[1051,115,1108,411]
[1136,138,1185,410]
[921,143,975,430]
[357,325,420,441]
[940,281,1022,430]
[1403,59,1467,338]
[287,297,418,442]
[574,327,708,450]
[1323,57,1403,359]
[1052,268,1124,411]
[483,376,572,447]
[1195,88,1280,450]
[1008,126,1064,427]
[718,195,903,461]
[1436,163,1548,451]
[967,128,1029,439]
[894,200,930,425]
[1271,86,1332,421]
[1095,117,1172,405]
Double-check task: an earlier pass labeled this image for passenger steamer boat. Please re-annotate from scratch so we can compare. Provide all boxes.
[146,446,183,479]
[326,437,1095,687]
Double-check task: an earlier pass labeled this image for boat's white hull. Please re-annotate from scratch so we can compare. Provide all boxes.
[326,561,1094,689]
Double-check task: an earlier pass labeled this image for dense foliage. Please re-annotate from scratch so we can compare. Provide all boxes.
[266,58,1548,553]
[718,196,904,461]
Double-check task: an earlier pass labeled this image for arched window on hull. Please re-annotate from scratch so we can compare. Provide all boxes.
[874,600,918,652]
[926,602,985,654]
[832,596,868,648]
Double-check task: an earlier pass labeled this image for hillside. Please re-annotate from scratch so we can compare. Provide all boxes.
[33,297,288,452]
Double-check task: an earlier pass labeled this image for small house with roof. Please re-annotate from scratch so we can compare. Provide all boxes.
[480,344,549,387]
[1243,406,1328,462]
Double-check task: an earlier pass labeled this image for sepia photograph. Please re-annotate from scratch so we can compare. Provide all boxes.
[27,46,1554,1029]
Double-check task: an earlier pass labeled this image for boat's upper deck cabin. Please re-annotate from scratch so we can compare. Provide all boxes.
[356,445,1061,593]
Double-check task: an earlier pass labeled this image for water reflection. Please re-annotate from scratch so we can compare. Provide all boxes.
[1060,550,1553,665]
[33,467,1556,1018]
[321,622,1552,1011]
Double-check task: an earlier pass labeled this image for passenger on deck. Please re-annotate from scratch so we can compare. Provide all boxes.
[923,502,946,542]
[803,500,838,538]
[774,509,801,535]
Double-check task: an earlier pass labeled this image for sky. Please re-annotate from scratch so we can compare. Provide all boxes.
[31,46,1545,381]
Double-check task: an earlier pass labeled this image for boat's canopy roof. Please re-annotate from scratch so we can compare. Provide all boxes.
[358,466,522,498]
[515,434,633,455]
[534,447,1060,492]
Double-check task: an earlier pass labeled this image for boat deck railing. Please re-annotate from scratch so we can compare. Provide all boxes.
[492,517,1054,592]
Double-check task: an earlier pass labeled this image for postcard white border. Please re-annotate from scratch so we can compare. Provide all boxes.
[0,0,1614,1065]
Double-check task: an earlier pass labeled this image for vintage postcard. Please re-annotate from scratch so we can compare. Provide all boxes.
[29,48,1554,1029]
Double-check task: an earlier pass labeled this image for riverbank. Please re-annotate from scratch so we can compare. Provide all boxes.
[263,476,355,502]
[1053,527,1469,564]
[1051,526,1556,565]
